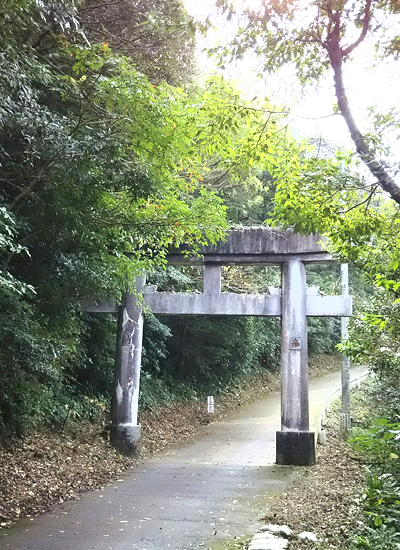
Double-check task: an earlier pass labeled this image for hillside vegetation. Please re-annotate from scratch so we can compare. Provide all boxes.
[0,0,335,442]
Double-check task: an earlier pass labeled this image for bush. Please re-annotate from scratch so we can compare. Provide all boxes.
[349,525,400,550]
[348,396,400,550]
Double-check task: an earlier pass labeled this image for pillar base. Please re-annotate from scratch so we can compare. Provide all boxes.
[110,424,141,457]
[276,431,315,466]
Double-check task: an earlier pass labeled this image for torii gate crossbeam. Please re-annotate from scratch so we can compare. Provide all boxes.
[83,228,352,466]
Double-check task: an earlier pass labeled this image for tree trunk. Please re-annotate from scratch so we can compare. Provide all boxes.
[330,52,400,205]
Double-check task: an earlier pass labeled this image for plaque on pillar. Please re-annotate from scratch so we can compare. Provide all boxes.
[339,413,351,432]
[290,337,301,350]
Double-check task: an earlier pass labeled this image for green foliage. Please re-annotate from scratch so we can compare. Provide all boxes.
[213,0,400,208]
[268,144,400,385]
[348,471,400,549]
[0,208,34,296]
[80,0,197,85]
[0,0,228,438]
[0,0,306,439]
[349,524,400,550]
[348,394,400,549]
[0,0,342,440]
[141,314,172,378]
[307,317,339,355]
[351,419,400,468]
[362,472,400,529]
[218,170,277,226]
[214,1,400,86]
[73,314,117,398]
[0,289,101,438]
[160,315,280,393]
[340,290,400,386]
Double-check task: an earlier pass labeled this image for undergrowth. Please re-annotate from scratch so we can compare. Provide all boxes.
[347,380,400,549]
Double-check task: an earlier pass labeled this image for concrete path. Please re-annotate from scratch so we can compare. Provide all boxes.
[2,366,367,550]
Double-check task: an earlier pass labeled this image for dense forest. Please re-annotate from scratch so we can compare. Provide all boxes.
[0,0,342,441]
[2,1,400,546]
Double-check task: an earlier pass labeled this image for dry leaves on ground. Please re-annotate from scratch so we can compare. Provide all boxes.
[261,416,365,549]
[0,355,340,529]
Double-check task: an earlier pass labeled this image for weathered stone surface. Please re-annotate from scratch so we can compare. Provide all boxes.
[167,227,333,265]
[252,533,277,540]
[248,532,289,550]
[306,295,352,317]
[276,431,316,466]
[145,292,281,316]
[318,429,327,445]
[203,264,221,295]
[143,292,351,317]
[259,524,293,538]
[110,276,145,455]
[110,424,141,457]
[298,531,318,541]
[281,259,308,433]
[83,292,352,317]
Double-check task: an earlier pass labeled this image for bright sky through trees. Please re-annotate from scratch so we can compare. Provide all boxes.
[184,0,400,156]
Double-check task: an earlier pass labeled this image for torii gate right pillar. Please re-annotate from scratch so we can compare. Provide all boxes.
[276,259,315,466]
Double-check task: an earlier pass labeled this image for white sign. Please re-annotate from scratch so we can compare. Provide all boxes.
[207,396,214,414]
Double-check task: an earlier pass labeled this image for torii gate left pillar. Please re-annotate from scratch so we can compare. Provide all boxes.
[110,275,145,456]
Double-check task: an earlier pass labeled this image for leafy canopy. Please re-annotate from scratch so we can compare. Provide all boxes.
[212,0,400,204]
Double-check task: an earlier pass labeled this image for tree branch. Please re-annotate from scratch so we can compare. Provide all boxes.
[330,50,400,205]
[9,162,55,211]
[341,184,379,214]
[341,0,372,57]
[80,0,128,14]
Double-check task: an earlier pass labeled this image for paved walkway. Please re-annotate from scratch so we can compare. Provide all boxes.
[2,366,367,550]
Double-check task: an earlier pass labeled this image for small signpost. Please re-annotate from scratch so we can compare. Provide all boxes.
[83,227,352,465]
[207,396,214,414]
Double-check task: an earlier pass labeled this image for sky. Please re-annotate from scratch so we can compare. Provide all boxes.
[183,0,400,158]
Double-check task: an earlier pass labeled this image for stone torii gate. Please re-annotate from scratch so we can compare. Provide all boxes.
[84,227,352,466]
